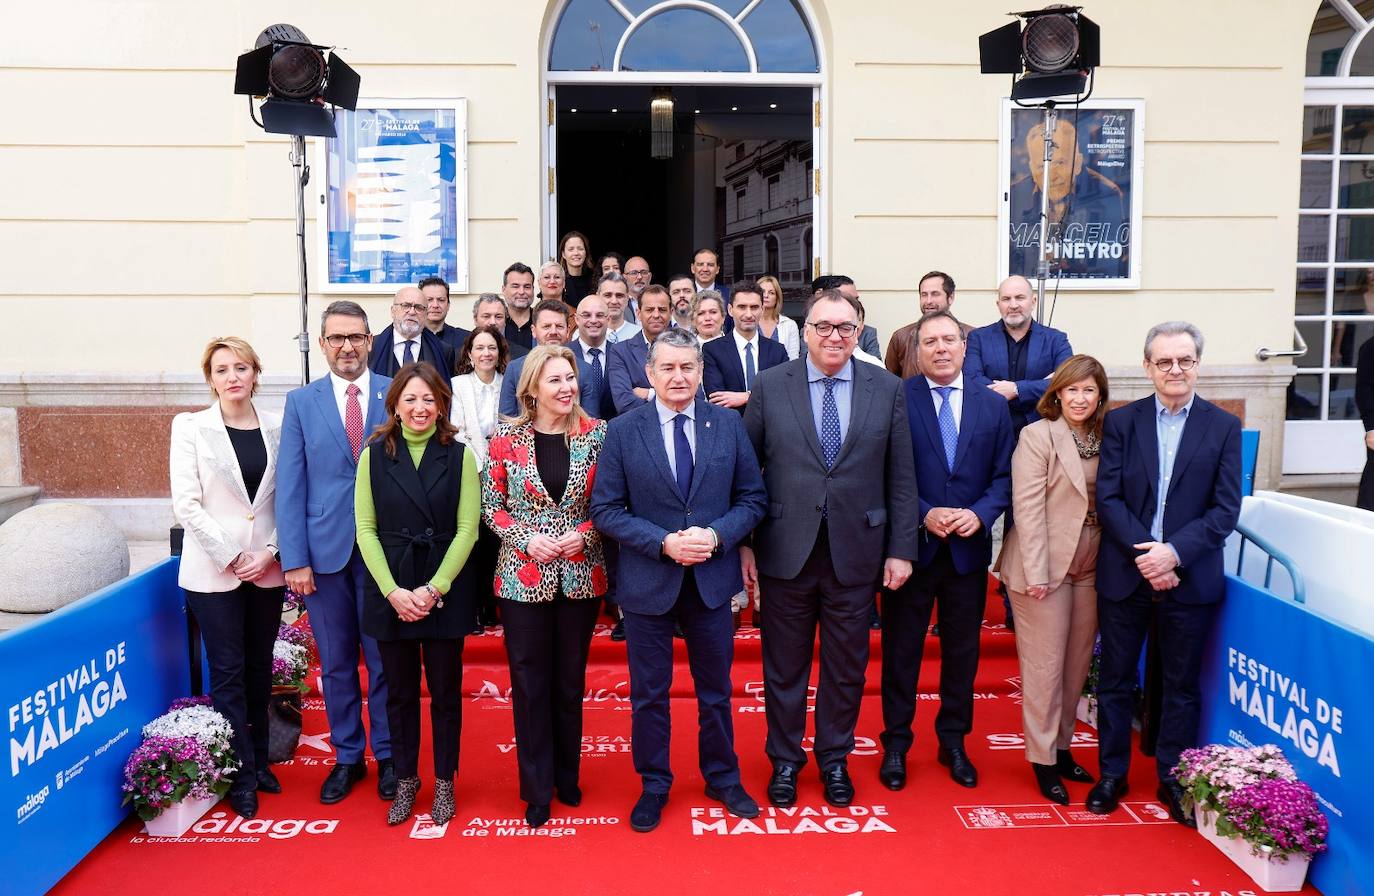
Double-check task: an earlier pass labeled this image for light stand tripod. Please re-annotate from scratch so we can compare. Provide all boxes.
[289,134,311,385]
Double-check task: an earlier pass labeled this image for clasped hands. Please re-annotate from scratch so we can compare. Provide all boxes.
[230,549,276,584]
[387,583,443,623]
[924,507,982,539]
[1133,540,1181,591]
[525,531,586,563]
[664,526,716,566]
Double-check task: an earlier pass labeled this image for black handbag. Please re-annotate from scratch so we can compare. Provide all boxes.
[267,687,303,763]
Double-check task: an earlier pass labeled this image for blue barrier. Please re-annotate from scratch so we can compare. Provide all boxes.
[1199,574,1372,895]
[1240,429,1259,498]
[0,558,190,896]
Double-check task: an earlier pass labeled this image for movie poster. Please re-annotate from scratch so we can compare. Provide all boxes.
[1000,99,1143,289]
[316,99,469,292]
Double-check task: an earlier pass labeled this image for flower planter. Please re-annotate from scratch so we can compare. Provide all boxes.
[1075,694,1098,729]
[143,794,220,838]
[1195,808,1312,892]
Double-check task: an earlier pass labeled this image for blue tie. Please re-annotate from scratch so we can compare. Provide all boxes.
[935,385,958,471]
[820,378,841,469]
[402,339,416,365]
[585,348,603,406]
[673,413,694,498]
[744,342,756,391]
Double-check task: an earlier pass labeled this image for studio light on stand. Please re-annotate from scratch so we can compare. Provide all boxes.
[651,87,675,160]
[980,5,1099,323]
[234,24,361,384]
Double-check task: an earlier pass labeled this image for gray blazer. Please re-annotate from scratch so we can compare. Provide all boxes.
[743,357,919,586]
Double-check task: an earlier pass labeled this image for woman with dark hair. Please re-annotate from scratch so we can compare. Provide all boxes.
[558,230,595,307]
[451,325,509,632]
[995,354,1109,805]
[356,361,479,827]
[481,345,608,829]
[599,251,624,276]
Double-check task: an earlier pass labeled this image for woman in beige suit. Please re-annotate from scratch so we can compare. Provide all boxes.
[995,354,1107,806]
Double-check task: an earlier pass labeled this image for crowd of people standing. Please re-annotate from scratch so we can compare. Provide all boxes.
[168,237,1241,834]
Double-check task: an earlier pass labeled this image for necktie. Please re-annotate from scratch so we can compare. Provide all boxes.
[345,384,364,462]
[586,348,603,405]
[673,413,693,498]
[935,385,958,471]
[402,340,416,365]
[744,342,756,391]
[820,377,841,469]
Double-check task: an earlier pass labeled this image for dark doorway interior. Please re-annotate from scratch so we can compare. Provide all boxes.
[555,85,812,301]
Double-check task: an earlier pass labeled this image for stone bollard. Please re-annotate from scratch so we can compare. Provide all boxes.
[0,503,130,632]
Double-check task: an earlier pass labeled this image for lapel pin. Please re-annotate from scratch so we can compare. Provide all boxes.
[705,422,711,428]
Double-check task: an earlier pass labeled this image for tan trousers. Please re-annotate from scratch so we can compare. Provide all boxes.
[1008,523,1100,765]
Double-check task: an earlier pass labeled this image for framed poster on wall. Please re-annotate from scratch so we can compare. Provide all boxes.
[997,98,1144,290]
[315,98,468,293]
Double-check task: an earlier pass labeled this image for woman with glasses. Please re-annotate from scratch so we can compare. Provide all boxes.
[758,275,800,360]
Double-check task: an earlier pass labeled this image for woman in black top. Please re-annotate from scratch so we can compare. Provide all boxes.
[559,230,595,308]
[169,337,286,820]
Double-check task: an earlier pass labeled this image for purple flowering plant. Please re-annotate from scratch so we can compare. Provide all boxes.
[121,701,240,820]
[272,638,310,694]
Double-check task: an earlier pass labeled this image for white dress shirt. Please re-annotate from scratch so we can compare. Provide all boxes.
[853,346,886,368]
[608,319,642,344]
[732,329,761,389]
[924,372,965,429]
[329,370,373,428]
[654,397,696,480]
[392,333,422,368]
[474,373,502,438]
[579,338,609,375]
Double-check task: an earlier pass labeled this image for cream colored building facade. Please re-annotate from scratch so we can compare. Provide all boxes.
[0,1,1342,530]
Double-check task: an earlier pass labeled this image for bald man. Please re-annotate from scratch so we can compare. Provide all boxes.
[368,285,457,380]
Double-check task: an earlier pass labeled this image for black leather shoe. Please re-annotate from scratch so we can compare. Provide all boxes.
[255,768,282,794]
[673,621,685,639]
[869,602,881,630]
[556,783,582,807]
[1056,749,1094,783]
[1085,776,1129,815]
[377,758,397,800]
[937,745,978,788]
[526,803,551,828]
[705,783,760,819]
[319,762,366,804]
[630,791,669,832]
[610,619,626,642]
[1031,762,1069,805]
[821,764,854,807]
[229,788,259,819]
[767,763,799,807]
[879,751,907,791]
[1157,780,1197,828]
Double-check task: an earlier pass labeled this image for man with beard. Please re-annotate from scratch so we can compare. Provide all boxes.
[623,255,652,322]
[368,285,455,380]
[502,262,537,350]
[885,271,971,379]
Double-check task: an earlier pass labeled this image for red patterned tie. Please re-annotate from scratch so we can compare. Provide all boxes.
[345,384,364,461]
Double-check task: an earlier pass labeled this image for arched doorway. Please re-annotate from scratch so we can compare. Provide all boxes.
[541,0,824,288]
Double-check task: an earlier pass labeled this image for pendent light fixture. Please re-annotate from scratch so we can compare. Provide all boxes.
[651,87,674,159]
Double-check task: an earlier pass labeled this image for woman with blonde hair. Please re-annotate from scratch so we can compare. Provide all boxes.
[482,345,608,828]
[757,275,800,360]
[995,354,1109,806]
[691,290,727,342]
[170,336,285,820]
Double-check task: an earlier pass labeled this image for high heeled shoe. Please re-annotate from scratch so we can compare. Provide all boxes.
[387,776,421,826]
[1031,763,1069,805]
[431,779,455,827]
[1056,749,1095,783]
[526,802,551,828]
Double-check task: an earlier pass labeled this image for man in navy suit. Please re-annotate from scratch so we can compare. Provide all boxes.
[703,280,789,411]
[498,299,604,417]
[608,285,673,415]
[570,284,620,420]
[880,310,1012,792]
[1087,321,1241,825]
[276,300,395,804]
[368,285,456,380]
[591,328,767,832]
[690,247,729,303]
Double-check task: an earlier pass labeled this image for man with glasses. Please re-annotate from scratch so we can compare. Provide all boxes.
[1087,321,1241,826]
[418,276,470,358]
[812,274,882,359]
[623,256,652,322]
[367,285,456,380]
[741,288,919,809]
[277,300,395,805]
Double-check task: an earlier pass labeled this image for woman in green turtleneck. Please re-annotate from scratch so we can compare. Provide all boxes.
[355,362,479,829]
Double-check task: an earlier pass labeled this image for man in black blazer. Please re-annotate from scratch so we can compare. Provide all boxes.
[368,286,456,380]
[591,328,767,832]
[742,289,919,809]
[419,276,470,357]
[880,310,1012,792]
[1088,321,1241,825]
[704,280,789,411]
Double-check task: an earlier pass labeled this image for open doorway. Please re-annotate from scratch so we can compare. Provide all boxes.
[554,85,814,307]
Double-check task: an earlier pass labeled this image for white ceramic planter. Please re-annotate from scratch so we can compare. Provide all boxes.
[1195,808,1312,893]
[143,794,220,838]
[1075,694,1098,729]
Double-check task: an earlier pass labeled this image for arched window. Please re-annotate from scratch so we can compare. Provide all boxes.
[549,0,819,74]
[765,233,780,275]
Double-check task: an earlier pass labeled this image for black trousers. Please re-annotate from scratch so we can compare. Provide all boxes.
[1097,586,1216,782]
[622,571,741,794]
[499,595,599,804]
[472,526,501,625]
[759,524,874,770]
[375,637,464,780]
[184,582,284,793]
[880,543,987,753]
[1359,447,1374,512]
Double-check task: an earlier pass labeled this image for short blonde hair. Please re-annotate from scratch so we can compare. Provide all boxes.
[200,337,263,397]
[506,344,591,438]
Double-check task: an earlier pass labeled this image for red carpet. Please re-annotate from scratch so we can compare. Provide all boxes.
[54,585,1316,896]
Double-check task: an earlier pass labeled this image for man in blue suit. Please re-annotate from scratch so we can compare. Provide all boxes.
[608,285,673,415]
[498,299,604,417]
[880,310,1012,792]
[570,286,619,420]
[1087,321,1241,825]
[591,328,767,833]
[276,300,394,804]
[703,280,789,411]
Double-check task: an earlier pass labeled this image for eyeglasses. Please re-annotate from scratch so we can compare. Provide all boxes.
[323,334,370,348]
[393,302,426,313]
[625,268,650,277]
[1151,357,1197,372]
[578,312,608,321]
[807,321,859,338]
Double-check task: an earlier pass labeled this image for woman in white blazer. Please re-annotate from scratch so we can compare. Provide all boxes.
[170,336,285,821]
[451,325,507,632]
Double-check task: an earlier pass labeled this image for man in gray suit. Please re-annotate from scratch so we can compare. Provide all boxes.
[741,288,920,809]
